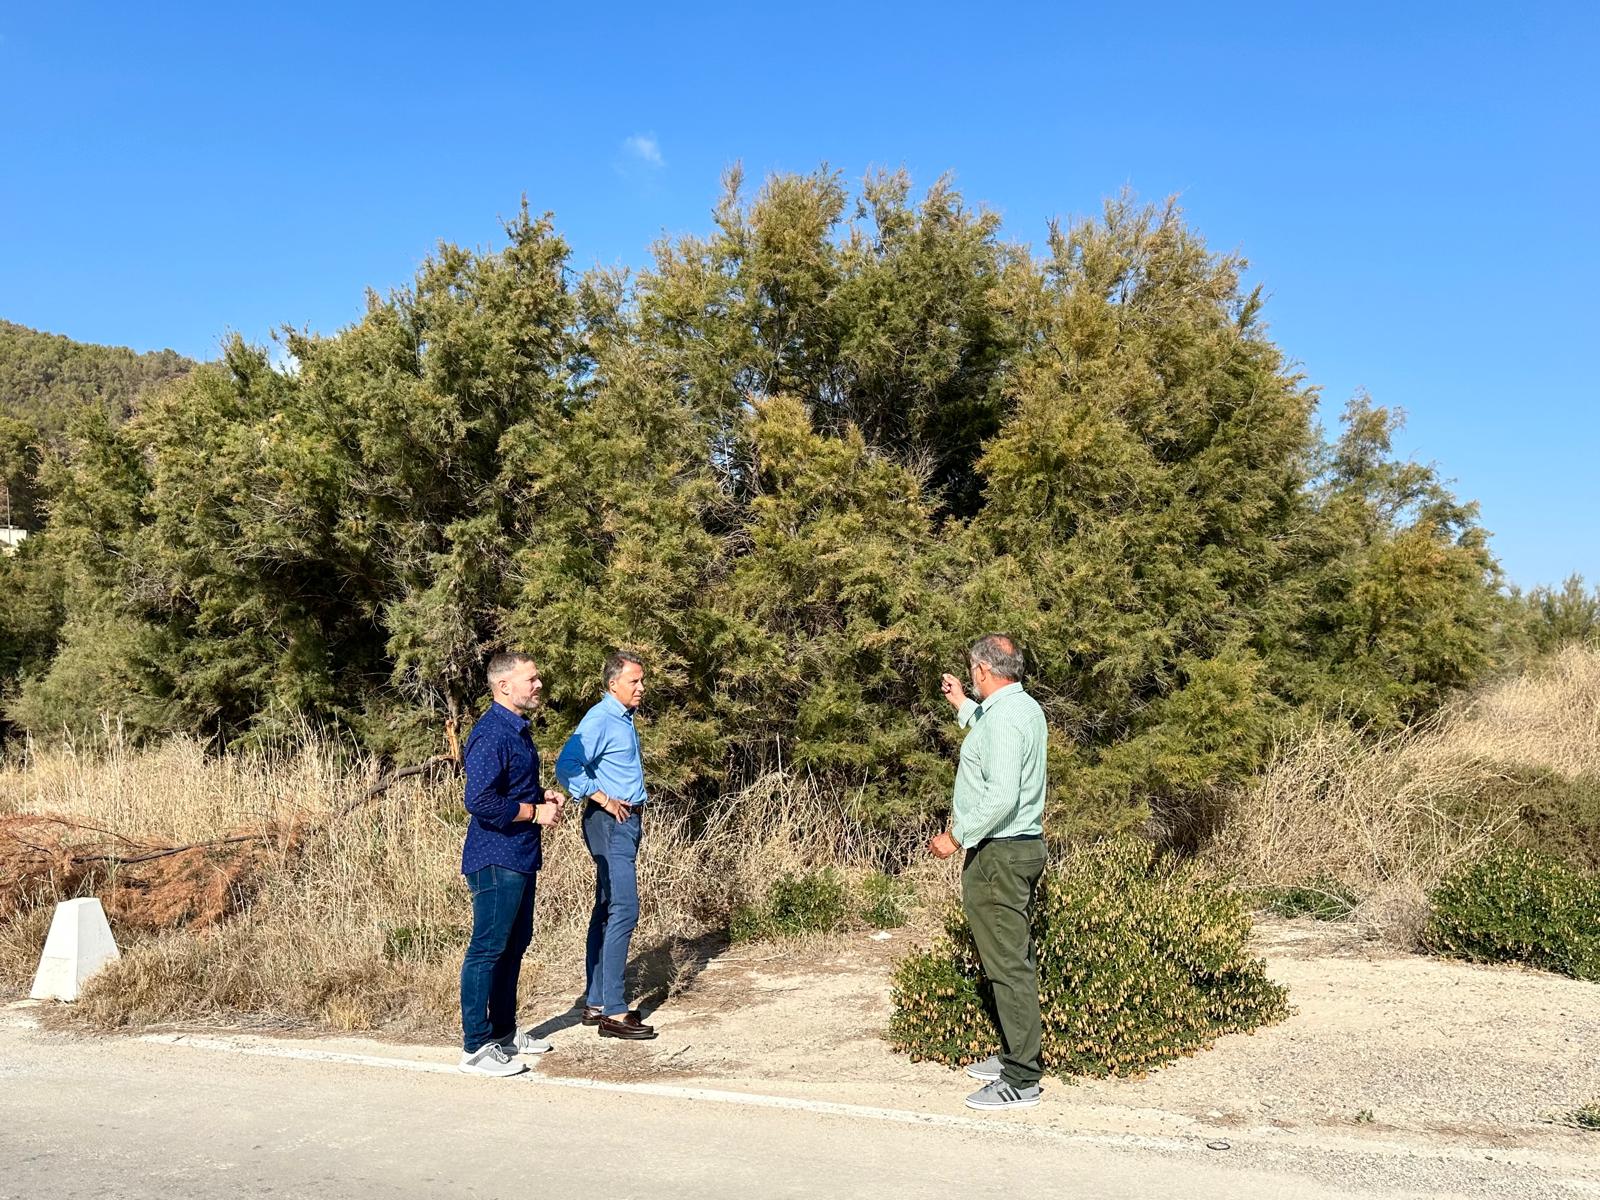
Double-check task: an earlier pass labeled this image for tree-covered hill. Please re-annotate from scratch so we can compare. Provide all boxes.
[1,320,196,531]
[0,319,194,435]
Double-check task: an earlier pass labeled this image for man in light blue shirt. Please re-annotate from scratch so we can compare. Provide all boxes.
[555,650,657,1041]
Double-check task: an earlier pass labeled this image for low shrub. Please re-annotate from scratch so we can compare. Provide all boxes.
[730,868,850,942]
[888,837,1291,1078]
[1506,770,1600,871]
[1250,880,1358,921]
[1422,848,1600,981]
[858,870,912,929]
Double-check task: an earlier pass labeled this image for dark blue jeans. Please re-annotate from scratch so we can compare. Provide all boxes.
[460,864,536,1053]
[583,801,642,1017]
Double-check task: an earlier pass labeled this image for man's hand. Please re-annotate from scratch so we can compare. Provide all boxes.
[928,830,960,859]
[939,673,968,712]
[544,788,567,806]
[534,800,563,826]
[592,791,631,822]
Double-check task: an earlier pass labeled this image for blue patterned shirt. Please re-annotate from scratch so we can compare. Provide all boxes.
[555,693,649,807]
[461,702,543,875]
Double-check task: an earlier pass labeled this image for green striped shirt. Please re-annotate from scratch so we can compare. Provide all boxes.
[950,682,1048,848]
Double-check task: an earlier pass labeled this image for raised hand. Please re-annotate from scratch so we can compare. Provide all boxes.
[940,672,968,711]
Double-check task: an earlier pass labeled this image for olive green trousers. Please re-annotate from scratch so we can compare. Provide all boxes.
[961,836,1047,1088]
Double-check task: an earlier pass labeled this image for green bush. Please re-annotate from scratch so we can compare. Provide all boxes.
[1250,880,1358,921]
[1508,771,1600,871]
[889,838,1291,1077]
[730,868,850,942]
[858,870,912,929]
[1423,848,1600,981]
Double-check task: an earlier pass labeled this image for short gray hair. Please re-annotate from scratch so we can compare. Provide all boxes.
[603,650,645,689]
[486,651,536,683]
[969,633,1024,681]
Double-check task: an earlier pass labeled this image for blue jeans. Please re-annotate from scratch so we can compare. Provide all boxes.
[460,864,536,1053]
[583,801,642,1016]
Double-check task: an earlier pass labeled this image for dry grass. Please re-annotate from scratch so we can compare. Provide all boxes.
[0,735,920,1035]
[1448,644,1600,778]
[1209,644,1600,944]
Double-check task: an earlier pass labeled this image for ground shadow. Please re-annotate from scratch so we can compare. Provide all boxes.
[524,930,729,1036]
[628,932,730,1020]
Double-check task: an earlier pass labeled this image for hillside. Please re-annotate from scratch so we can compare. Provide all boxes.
[0,319,195,437]
[0,320,197,529]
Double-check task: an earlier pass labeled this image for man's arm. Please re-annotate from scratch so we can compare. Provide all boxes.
[950,720,1025,848]
[554,713,604,800]
[463,734,525,831]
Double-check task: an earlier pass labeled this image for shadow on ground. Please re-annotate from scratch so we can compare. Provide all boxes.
[526,930,729,1037]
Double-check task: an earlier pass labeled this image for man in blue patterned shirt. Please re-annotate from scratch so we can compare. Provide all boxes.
[556,650,656,1040]
[457,651,566,1077]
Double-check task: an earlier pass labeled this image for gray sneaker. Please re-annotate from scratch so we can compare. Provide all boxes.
[965,1079,1042,1110]
[499,1028,554,1056]
[964,1054,1003,1082]
[458,1042,528,1077]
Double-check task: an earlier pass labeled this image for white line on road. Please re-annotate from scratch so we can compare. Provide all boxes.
[128,1030,1600,1190]
[135,1032,1199,1154]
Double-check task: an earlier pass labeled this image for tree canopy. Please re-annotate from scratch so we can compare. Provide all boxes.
[0,174,1508,840]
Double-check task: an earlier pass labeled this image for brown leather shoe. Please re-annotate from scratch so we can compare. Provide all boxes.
[581,1006,604,1026]
[597,1012,657,1040]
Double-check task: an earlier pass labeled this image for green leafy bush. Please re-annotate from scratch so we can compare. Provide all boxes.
[1250,880,1358,921]
[730,868,850,942]
[858,870,912,929]
[1423,848,1600,981]
[889,838,1291,1077]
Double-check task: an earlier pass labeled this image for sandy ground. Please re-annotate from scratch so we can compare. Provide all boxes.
[500,918,1600,1144]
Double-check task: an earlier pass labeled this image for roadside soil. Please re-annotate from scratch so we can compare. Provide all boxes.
[509,916,1600,1154]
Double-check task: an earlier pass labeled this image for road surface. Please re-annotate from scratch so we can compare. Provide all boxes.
[1,1014,1592,1199]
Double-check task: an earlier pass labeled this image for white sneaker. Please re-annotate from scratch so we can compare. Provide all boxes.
[458,1042,527,1077]
[500,1029,554,1056]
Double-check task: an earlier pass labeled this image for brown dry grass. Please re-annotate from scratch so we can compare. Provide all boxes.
[0,734,921,1034]
[1208,644,1600,944]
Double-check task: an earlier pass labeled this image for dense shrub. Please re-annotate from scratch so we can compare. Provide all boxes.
[1250,881,1358,921]
[859,870,912,929]
[1505,771,1600,871]
[730,868,851,942]
[1423,848,1600,981]
[5,175,1503,841]
[889,838,1290,1077]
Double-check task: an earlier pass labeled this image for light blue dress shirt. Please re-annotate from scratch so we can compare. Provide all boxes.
[555,692,649,807]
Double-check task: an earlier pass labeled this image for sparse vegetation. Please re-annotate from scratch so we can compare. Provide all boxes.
[1210,644,1600,948]
[1553,1102,1600,1132]
[0,737,914,1032]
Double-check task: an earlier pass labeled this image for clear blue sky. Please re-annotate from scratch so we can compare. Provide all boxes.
[2,2,1595,589]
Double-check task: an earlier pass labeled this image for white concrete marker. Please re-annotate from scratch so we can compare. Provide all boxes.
[30,897,120,1002]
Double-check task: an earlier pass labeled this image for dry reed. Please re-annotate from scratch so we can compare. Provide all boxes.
[1208,644,1600,944]
[0,735,918,1034]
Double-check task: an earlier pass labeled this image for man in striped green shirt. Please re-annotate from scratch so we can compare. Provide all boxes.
[929,633,1048,1111]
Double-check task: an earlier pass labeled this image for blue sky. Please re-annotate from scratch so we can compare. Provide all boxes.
[2,2,1595,588]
